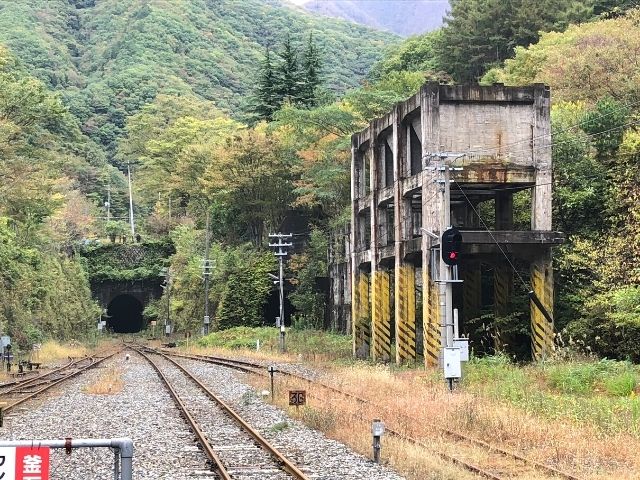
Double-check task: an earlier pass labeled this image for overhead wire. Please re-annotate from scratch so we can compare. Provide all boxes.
[451,177,531,291]
[459,98,640,156]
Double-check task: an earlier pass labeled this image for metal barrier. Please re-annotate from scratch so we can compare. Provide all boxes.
[0,438,134,480]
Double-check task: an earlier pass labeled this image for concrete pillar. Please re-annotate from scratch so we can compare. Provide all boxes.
[530,84,554,360]
[392,106,418,364]
[530,253,554,360]
[420,83,442,368]
[371,269,392,362]
[352,269,371,359]
[423,262,440,367]
[395,264,416,363]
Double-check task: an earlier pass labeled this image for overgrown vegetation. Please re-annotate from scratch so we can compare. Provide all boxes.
[196,326,352,360]
[1,0,640,363]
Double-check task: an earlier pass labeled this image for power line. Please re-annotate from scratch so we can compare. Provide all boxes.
[461,98,640,156]
[451,177,530,291]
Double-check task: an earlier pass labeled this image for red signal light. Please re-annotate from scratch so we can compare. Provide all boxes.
[441,228,463,266]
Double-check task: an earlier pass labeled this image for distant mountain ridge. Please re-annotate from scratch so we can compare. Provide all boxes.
[302,0,449,36]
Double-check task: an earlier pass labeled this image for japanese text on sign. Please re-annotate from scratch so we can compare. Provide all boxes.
[0,447,50,480]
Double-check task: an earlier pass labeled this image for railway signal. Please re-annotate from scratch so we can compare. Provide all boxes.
[441,227,462,266]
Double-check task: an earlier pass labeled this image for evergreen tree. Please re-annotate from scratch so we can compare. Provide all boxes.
[438,0,593,82]
[253,47,279,120]
[301,33,322,107]
[276,34,301,104]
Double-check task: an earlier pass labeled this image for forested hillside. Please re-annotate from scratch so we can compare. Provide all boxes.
[0,0,395,160]
[1,0,640,361]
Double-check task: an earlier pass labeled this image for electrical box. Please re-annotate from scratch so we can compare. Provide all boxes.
[443,347,462,379]
[453,338,469,362]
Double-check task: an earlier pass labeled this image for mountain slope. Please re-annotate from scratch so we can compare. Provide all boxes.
[302,0,449,36]
[0,0,397,157]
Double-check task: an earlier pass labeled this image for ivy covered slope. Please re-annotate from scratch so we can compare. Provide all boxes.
[81,241,175,282]
[0,0,396,157]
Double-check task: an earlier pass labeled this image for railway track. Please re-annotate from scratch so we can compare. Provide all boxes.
[132,346,310,480]
[158,348,583,480]
[0,352,120,414]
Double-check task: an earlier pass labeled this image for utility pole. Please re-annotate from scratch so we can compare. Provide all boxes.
[127,163,135,237]
[435,152,465,388]
[437,158,452,350]
[202,210,213,336]
[106,184,111,223]
[268,233,292,353]
[161,267,171,337]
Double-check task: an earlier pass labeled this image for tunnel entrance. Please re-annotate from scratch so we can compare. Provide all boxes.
[106,294,144,333]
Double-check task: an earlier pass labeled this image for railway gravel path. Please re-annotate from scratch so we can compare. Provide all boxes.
[0,351,405,480]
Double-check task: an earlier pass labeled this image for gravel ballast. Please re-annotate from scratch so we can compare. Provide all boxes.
[0,351,405,480]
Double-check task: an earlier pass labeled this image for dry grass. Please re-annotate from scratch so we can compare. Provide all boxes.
[83,366,124,395]
[242,361,640,479]
[37,340,88,364]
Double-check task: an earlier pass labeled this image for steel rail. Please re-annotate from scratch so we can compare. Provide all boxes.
[2,351,121,413]
[164,349,583,480]
[134,346,310,480]
[133,347,232,480]
[0,357,92,394]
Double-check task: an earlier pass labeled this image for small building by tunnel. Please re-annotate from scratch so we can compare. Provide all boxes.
[106,294,144,333]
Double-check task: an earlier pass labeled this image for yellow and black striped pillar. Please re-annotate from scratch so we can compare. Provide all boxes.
[395,264,416,364]
[371,270,392,362]
[530,256,555,360]
[352,271,371,359]
[422,264,440,367]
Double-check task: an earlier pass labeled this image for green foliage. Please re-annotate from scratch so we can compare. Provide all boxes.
[201,126,298,245]
[197,326,352,359]
[0,218,100,347]
[552,102,609,235]
[216,250,276,329]
[464,356,640,435]
[160,225,276,333]
[483,9,640,104]
[546,359,638,395]
[368,29,448,80]
[566,286,640,362]
[289,229,329,329]
[81,241,174,282]
[252,33,325,121]
[0,0,395,162]
[344,71,426,120]
[440,0,593,82]
[604,371,637,396]
[580,97,630,157]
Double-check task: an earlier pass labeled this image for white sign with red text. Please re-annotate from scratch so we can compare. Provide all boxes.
[0,446,50,480]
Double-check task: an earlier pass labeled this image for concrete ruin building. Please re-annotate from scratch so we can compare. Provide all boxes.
[333,83,564,365]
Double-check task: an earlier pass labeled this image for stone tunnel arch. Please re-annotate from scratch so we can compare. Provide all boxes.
[106,294,145,333]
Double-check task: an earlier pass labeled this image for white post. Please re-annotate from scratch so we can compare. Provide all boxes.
[127,163,135,237]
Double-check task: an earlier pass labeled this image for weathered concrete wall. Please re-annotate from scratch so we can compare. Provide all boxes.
[336,82,561,363]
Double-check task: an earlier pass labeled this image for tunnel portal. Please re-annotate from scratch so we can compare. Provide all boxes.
[106,294,144,333]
